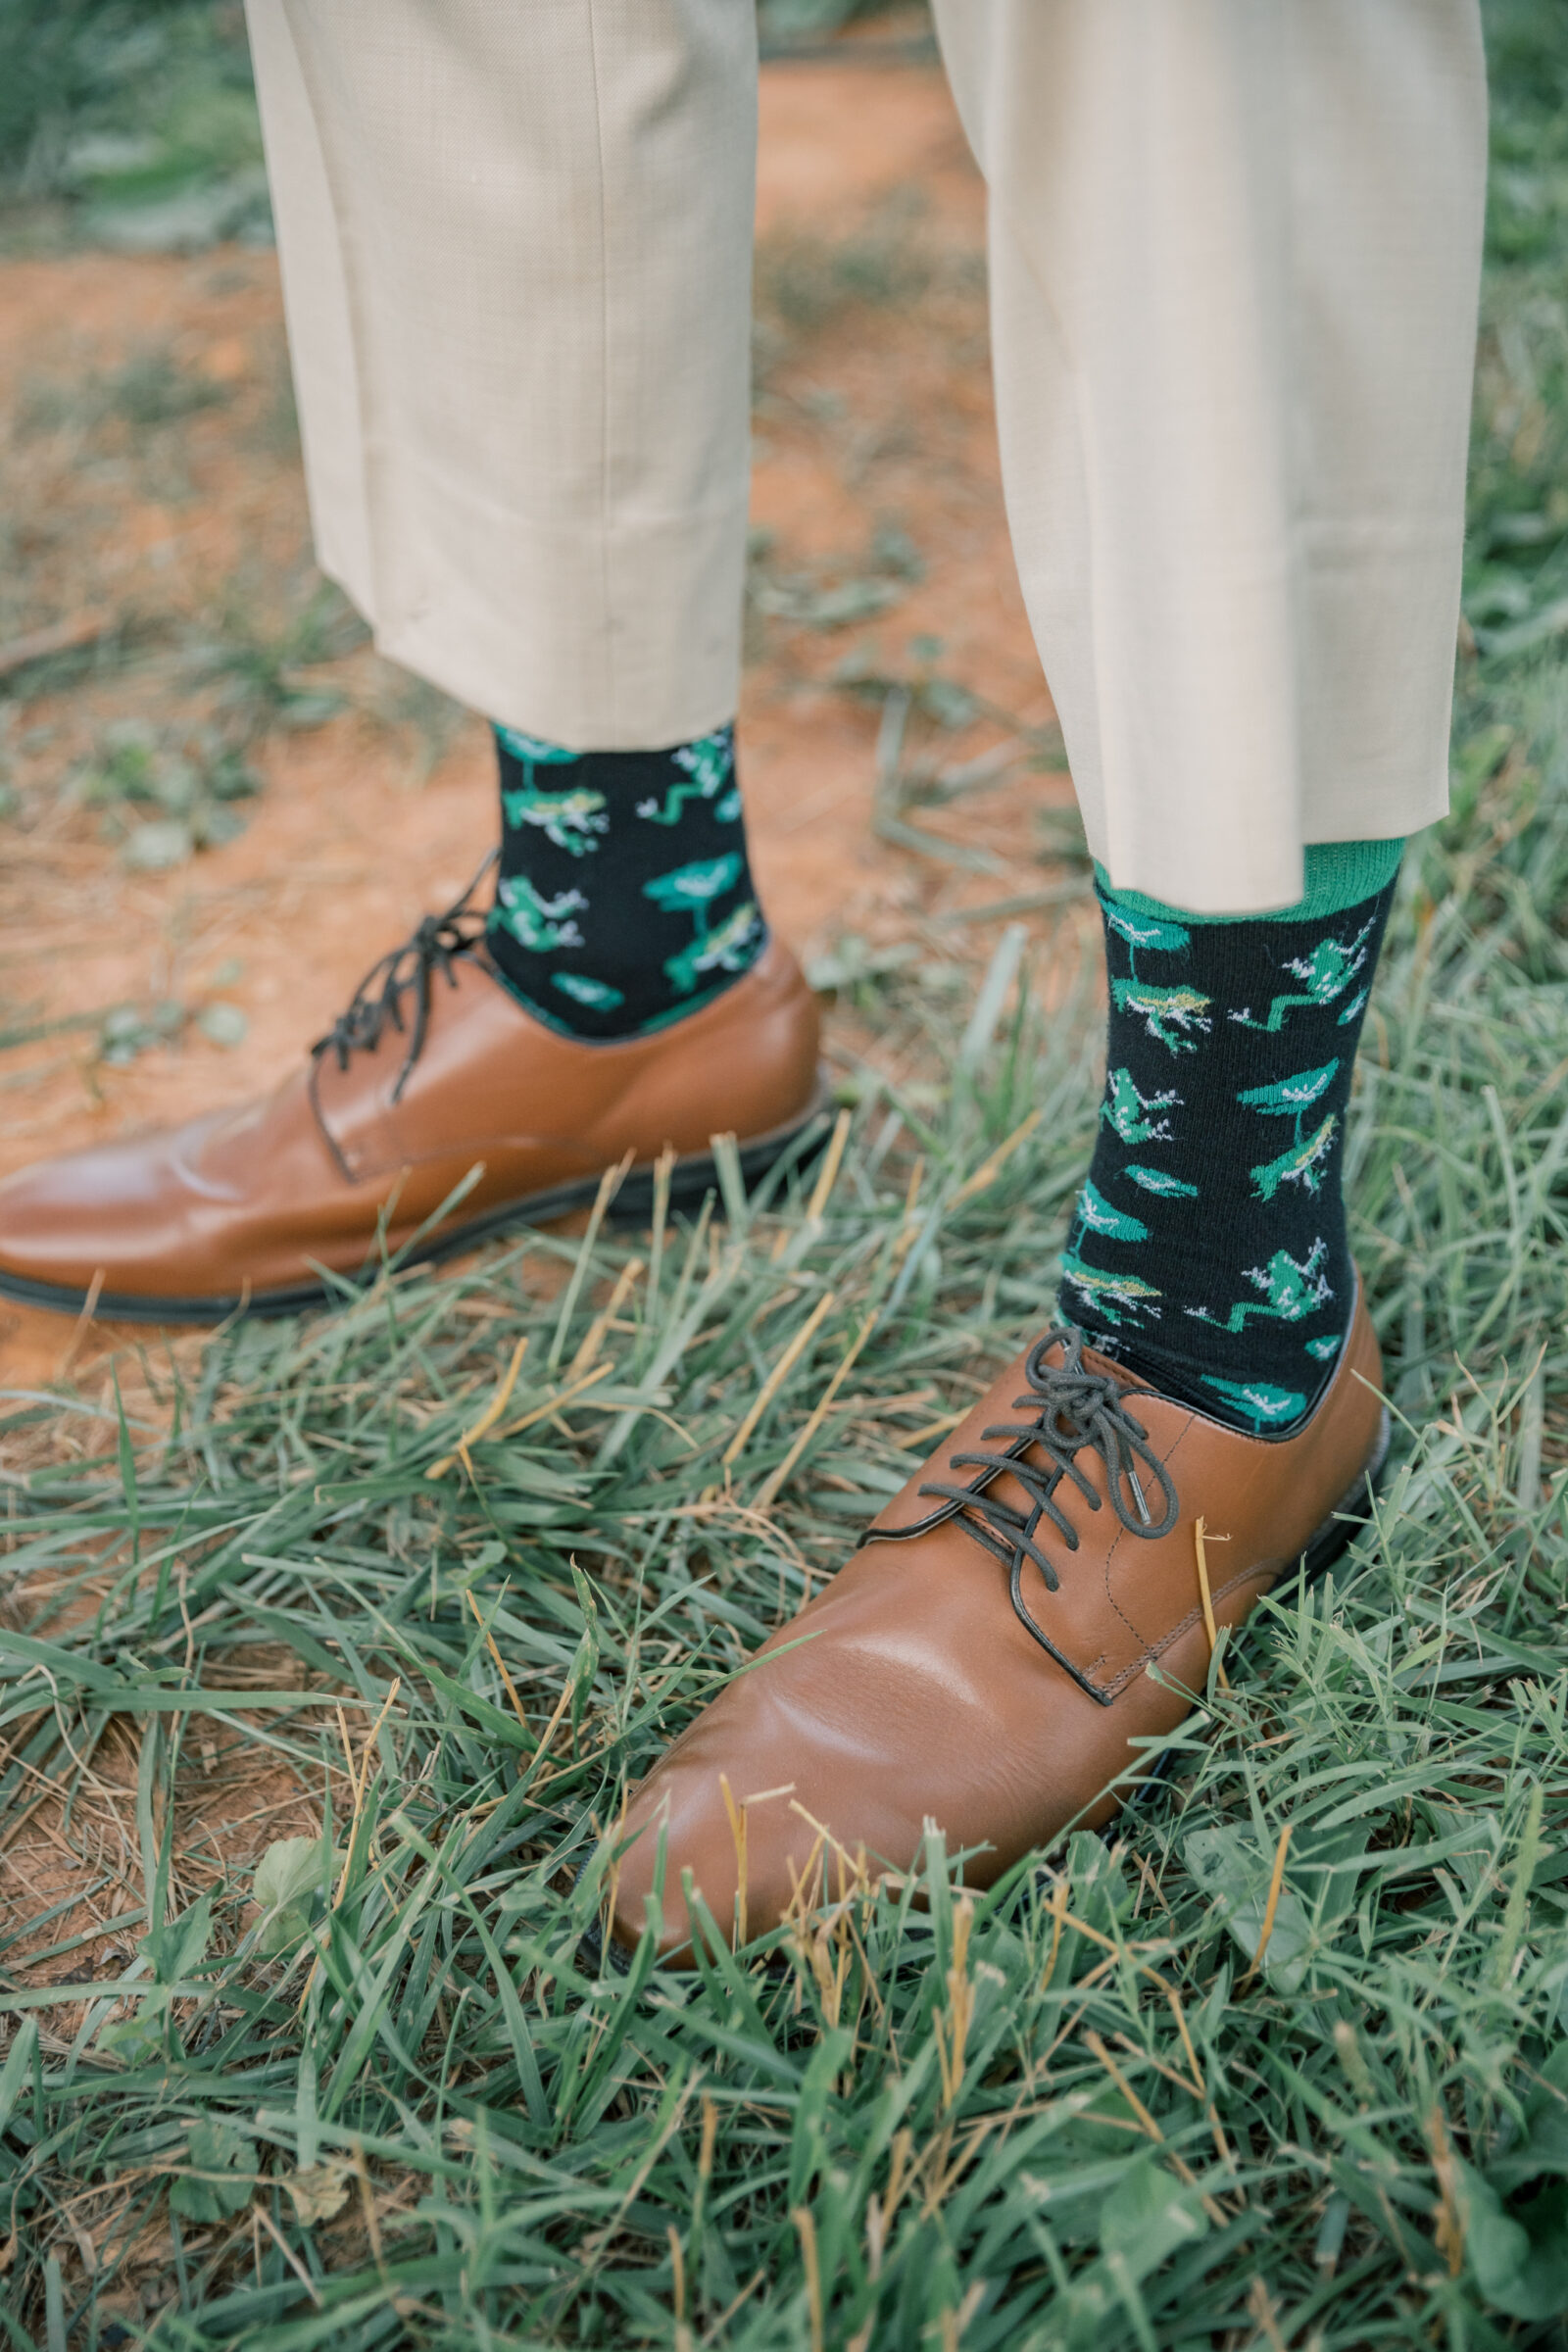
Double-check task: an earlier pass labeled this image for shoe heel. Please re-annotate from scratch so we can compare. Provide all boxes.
[608,1076,834,1225]
[1114,1406,1392,1833]
[1298,1404,1392,1588]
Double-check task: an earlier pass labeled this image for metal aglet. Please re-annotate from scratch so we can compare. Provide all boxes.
[1128,1465,1153,1527]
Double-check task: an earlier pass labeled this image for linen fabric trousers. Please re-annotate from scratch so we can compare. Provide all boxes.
[243,0,1486,914]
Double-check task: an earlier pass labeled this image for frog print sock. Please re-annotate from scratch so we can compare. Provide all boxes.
[1059,843,1402,1435]
[484,721,766,1041]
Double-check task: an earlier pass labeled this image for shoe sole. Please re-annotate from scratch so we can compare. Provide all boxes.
[1296,1401,1392,1589]
[0,1078,834,1327]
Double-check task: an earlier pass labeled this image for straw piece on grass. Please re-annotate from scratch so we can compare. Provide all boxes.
[426,1335,529,1479]
[1193,1515,1231,1690]
[720,1773,748,1950]
[805,1107,853,1224]
[722,1288,836,1469]
[793,2207,824,2352]
[466,1589,531,1740]
[56,1267,106,1384]
[494,1357,613,1441]
[1245,1823,1293,1982]
[948,1106,1043,1209]
[754,1310,875,1509]
[567,1256,644,1378]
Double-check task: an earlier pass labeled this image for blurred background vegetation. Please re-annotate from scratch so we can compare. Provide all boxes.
[1463,0,1568,659]
[0,2,265,249]
[0,0,923,249]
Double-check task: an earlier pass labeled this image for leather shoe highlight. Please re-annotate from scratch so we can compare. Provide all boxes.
[0,885,823,1320]
[611,1293,1386,1956]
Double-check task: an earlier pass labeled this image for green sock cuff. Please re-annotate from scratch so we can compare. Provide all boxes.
[1094,836,1405,925]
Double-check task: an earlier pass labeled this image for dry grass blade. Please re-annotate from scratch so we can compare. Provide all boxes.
[425,1335,529,1480]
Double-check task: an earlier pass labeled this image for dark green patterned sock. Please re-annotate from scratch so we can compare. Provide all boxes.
[1060,846,1401,1435]
[484,721,766,1041]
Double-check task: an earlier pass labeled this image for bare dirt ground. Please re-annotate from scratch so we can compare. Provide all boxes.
[0,49,1086,1393]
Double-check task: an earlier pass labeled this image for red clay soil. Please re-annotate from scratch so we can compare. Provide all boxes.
[0,52,1087,1390]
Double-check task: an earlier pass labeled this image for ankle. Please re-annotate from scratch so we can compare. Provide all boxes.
[485,721,766,1040]
[1060,859,1399,1437]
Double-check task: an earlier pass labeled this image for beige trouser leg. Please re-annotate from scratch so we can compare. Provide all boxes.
[247,2,1485,910]
[932,0,1487,909]
[244,0,757,753]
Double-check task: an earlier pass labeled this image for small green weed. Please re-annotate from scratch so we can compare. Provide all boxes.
[0,3,266,257]
[753,191,943,390]
[192,577,369,736]
[20,342,228,438]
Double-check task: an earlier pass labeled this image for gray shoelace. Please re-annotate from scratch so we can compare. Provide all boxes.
[312,851,497,1103]
[864,1325,1179,1667]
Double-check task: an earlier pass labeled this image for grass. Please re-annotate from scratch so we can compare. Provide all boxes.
[1464,3,1568,666]
[0,3,264,256]
[18,345,229,440]
[755,193,938,349]
[0,2,924,243]
[1,15,1567,2352]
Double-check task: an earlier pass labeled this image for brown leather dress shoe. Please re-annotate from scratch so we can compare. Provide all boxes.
[0,878,824,1320]
[611,1293,1387,1956]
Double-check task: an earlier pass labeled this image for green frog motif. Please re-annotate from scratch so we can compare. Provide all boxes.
[1102,1067,1182,1145]
[1191,1241,1331,1334]
[1231,917,1377,1033]
[1108,979,1212,1054]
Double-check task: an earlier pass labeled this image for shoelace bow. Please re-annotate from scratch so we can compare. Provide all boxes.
[312,851,497,1104]
[873,1325,1179,1665]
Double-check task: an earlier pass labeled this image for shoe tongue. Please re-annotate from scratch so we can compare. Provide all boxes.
[1065,1333,1148,1399]
[1069,1330,1193,1408]
[1061,1340,1215,1454]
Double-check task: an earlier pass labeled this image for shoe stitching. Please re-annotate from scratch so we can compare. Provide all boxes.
[1099,1406,1198,1666]
[1097,1555,1279,1701]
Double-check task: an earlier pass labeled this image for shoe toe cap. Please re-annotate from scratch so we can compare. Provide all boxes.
[0,1113,230,1298]
[608,1605,982,1957]
[610,1757,739,1959]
